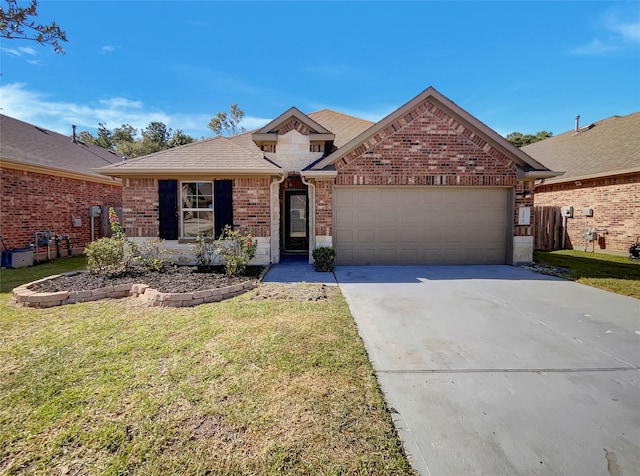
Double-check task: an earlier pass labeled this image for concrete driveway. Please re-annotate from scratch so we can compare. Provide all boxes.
[334,265,640,476]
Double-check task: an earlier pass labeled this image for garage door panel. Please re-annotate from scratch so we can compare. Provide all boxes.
[335,187,509,265]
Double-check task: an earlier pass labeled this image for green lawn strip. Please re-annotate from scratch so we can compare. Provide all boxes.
[0,256,88,293]
[0,291,414,475]
[534,250,640,298]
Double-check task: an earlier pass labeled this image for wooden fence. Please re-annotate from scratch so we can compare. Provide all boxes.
[533,206,564,251]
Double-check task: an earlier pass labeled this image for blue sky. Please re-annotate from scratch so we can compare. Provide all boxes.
[1,1,639,140]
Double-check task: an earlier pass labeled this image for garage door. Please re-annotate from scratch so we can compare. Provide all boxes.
[334,187,510,265]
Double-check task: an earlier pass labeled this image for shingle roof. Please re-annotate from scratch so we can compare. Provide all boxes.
[98,135,281,176]
[99,109,376,177]
[307,109,374,148]
[522,112,640,184]
[0,114,124,180]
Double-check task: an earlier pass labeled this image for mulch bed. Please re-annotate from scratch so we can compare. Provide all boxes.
[28,266,264,294]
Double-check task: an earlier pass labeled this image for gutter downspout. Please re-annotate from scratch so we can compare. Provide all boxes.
[300,175,316,265]
[270,174,286,264]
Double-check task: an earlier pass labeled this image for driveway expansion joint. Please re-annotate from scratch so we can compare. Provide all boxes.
[376,366,640,373]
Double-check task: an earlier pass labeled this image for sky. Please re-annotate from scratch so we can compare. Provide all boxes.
[1,1,639,141]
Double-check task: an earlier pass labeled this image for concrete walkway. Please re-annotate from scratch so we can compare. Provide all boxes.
[262,255,337,285]
[335,265,640,476]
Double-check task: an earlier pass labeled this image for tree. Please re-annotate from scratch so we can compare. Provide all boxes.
[0,0,67,54]
[208,104,245,136]
[78,121,195,158]
[506,130,553,147]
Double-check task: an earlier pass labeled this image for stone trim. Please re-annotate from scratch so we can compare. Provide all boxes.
[13,274,260,309]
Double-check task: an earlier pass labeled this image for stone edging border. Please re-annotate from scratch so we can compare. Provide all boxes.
[12,266,271,309]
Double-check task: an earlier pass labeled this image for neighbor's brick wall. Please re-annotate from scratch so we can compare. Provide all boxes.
[121,177,272,238]
[535,172,639,252]
[0,167,122,250]
[315,179,333,236]
[233,178,271,237]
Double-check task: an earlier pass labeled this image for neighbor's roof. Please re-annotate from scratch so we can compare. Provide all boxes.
[0,114,124,183]
[522,112,640,184]
[97,135,281,177]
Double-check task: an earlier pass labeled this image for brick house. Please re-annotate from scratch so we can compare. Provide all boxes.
[523,112,640,253]
[97,87,557,265]
[0,114,123,254]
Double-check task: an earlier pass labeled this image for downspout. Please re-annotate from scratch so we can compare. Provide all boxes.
[300,175,316,264]
[270,174,286,264]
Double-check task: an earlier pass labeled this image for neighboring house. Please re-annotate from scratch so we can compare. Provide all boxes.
[0,115,123,254]
[97,86,556,266]
[523,112,640,253]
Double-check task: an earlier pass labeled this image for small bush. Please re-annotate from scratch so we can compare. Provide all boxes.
[191,235,217,269]
[138,238,171,271]
[215,225,257,276]
[312,247,336,272]
[85,237,125,275]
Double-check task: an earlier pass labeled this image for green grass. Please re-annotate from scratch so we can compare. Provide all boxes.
[534,250,640,298]
[0,255,88,293]
[0,259,414,475]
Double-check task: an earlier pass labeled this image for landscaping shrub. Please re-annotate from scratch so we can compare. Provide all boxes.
[312,246,336,272]
[138,238,171,271]
[85,237,125,275]
[191,235,217,270]
[215,225,257,276]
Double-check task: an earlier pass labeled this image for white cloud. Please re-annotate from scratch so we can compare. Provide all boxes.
[1,45,37,57]
[100,45,118,54]
[0,82,212,137]
[240,116,271,131]
[571,7,640,55]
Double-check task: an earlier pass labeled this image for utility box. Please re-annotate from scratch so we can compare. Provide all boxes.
[89,206,102,217]
[582,207,593,217]
[561,206,574,218]
[585,230,598,241]
[1,248,34,268]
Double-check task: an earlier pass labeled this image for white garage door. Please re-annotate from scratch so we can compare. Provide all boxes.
[334,187,510,265]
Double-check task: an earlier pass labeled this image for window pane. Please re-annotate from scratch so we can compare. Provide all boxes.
[182,211,214,237]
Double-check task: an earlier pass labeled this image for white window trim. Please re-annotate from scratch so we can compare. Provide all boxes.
[179,181,215,238]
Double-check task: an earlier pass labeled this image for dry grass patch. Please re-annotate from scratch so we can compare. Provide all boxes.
[0,284,414,475]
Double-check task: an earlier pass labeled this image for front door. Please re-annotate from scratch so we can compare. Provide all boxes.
[284,190,308,252]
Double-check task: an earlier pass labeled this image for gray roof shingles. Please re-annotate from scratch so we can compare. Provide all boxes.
[522,112,640,183]
[1,114,125,179]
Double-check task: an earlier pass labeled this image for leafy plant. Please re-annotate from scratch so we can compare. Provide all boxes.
[214,225,257,276]
[85,237,125,275]
[312,247,336,272]
[138,238,171,271]
[191,235,216,269]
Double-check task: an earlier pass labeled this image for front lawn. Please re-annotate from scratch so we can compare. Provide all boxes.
[0,260,414,474]
[534,250,640,299]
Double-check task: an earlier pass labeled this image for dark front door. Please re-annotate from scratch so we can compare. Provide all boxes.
[284,190,308,252]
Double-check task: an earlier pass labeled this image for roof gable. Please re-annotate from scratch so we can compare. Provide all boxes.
[311,87,553,177]
[522,112,640,184]
[251,107,335,147]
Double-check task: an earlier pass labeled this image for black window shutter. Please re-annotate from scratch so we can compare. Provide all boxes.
[158,180,178,240]
[214,180,233,238]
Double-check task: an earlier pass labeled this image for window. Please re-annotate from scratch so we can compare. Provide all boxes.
[181,181,214,237]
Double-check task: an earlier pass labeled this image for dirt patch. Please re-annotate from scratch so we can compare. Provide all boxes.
[250,283,337,301]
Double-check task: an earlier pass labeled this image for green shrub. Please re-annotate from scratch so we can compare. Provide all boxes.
[85,237,125,275]
[138,238,171,271]
[191,235,217,268]
[215,225,257,276]
[312,246,336,272]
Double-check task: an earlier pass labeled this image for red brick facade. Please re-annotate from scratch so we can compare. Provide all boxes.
[0,166,122,250]
[121,177,272,239]
[233,178,271,237]
[315,179,333,236]
[534,172,639,252]
[332,98,530,234]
